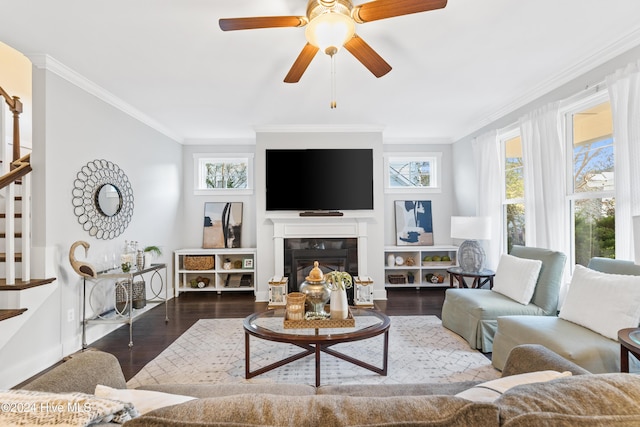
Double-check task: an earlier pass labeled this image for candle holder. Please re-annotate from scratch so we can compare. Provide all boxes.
[285,292,306,321]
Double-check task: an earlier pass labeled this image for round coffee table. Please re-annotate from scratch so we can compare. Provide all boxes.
[243,308,390,386]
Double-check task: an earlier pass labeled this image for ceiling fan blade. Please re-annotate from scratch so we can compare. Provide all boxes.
[344,35,392,78]
[219,16,306,31]
[353,0,447,23]
[284,43,319,83]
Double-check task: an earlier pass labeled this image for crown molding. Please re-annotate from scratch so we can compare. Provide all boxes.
[27,54,182,143]
[454,25,640,142]
[183,137,256,145]
[383,137,453,145]
[254,124,385,133]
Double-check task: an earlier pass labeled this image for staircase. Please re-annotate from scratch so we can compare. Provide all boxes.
[0,85,56,325]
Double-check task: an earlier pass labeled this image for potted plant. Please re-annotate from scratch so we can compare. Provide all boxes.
[325,271,353,319]
[143,245,162,268]
[407,271,415,284]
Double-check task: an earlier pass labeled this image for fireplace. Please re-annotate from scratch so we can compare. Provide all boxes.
[268,215,372,302]
[284,238,358,292]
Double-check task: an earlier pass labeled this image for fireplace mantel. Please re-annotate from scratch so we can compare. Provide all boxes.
[269,215,372,278]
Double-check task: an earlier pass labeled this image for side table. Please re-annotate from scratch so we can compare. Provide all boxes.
[447,266,495,289]
[618,328,640,372]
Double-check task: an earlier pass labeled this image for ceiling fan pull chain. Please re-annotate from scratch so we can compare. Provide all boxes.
[330,52,337,109]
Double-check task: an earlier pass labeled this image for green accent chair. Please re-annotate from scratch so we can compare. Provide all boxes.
[492,257,640,373]
[441,245,566,353]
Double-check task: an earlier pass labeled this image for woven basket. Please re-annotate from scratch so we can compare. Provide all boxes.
[132,280,146,309]
[387,274,406,285]
[184,255,214,270]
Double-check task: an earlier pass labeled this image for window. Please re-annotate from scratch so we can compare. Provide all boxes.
[194,154,253,195]
[384,153,442,193]
[566,97,614,266]
[502,132,525,252]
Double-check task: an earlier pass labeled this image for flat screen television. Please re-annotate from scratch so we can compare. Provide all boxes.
[266,148,374,211]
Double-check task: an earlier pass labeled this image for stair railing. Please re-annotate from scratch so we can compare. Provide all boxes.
[0,85,29,285]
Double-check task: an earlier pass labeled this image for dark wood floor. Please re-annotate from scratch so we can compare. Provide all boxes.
[89,287,448,381]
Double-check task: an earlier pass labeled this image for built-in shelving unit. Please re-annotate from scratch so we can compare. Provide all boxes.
[174,248,256,297]
[384,245,458,288]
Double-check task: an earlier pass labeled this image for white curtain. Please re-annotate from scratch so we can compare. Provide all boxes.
[519,102,568,254]
[472,130,502,270]
[606,60,640,261]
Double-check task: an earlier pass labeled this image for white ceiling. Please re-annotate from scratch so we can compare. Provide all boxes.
[1,0,640,143]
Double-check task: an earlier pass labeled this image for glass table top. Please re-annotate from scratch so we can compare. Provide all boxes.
[245,308,388,338]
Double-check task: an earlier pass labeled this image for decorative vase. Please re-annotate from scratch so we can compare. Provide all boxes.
[136,250,145,270]
[144,252,153,268]
[387,253,395,267]
[299,261,330,316]
[330,287,349,319]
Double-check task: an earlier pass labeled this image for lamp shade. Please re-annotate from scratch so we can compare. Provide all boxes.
[451,216,492,241]
[634,215,640,265]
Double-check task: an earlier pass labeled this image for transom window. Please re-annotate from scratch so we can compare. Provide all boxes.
[194,154,253,195]
[384,153,441,193]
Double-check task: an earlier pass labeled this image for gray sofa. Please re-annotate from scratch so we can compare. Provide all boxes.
[442,245,566,353]
[492,257,640,373]
[17,344,640,426]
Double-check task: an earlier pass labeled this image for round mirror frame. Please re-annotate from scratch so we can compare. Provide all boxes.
[72,159,134,240]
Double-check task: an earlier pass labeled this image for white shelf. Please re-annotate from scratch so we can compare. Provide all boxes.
[383,245,458,288]
[174,248,257,297]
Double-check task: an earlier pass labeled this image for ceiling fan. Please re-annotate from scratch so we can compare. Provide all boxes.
[219,0,447,84]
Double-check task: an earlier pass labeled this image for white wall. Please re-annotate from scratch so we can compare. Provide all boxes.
[383,143,455,246]
[181,142,257,249]
[0,59,183,388]
[452,44,640,216]
[254,130,387,301]
[176,132,458,302]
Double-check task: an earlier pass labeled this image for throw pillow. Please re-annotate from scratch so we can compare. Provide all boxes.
[491,254,543,305]
[455,370,572,402]
[559,264,640,340]
[95,384,196,415]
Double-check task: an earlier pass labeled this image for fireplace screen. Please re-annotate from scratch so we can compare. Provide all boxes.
[284,238,357,292]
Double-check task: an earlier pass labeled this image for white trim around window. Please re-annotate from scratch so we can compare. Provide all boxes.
[193,153,254,196]
[383,152,442,194]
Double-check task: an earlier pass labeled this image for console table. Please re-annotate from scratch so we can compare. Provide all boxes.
[82,263,168,348]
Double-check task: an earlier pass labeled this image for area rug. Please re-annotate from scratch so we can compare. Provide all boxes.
[127,316,500,388]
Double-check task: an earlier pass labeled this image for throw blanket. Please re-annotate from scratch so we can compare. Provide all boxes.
[0,389,138,426]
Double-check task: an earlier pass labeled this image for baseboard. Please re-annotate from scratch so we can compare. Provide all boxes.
[0,344,63,389]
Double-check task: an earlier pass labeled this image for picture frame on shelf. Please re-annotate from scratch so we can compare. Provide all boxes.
[243,258,254,269]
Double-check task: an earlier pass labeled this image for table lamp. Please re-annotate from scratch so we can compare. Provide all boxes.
[451,216,492,273]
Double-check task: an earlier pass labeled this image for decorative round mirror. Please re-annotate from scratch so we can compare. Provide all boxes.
[72,159,134,240]
[96,183,122,217]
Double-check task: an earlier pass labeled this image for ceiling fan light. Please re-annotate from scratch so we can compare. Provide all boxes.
[305,12,355,55]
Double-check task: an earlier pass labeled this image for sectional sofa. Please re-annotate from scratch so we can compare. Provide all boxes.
[8,344,640,426]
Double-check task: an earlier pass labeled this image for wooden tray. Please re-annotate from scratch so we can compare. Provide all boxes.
[284,309,355,329]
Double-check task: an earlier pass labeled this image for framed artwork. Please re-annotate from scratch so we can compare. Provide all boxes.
[203,202,243,248]
[395,200,434,246]
[243,258,253,269]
